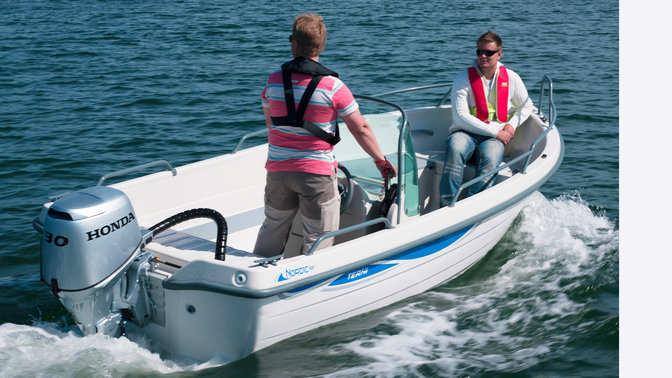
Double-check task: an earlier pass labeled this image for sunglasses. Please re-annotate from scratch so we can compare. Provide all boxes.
[476,49,500,57]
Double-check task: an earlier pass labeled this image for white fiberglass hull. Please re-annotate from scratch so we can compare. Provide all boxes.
[140,195,528,362]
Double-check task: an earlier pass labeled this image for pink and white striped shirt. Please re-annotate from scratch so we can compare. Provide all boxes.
[261,71,358,175]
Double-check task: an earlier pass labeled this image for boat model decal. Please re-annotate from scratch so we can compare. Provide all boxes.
[386,225,472,261]
[329,263,398,286]
[277,264,316,282]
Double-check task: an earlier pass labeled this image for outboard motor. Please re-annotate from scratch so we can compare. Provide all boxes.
[34,186,154,336]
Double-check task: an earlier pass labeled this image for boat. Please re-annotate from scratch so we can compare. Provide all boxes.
[33,76,563,363]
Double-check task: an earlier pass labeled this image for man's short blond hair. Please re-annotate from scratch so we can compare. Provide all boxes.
[292,13,327,57]
[477,30,503,49]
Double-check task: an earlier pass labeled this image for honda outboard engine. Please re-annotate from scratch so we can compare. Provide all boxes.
[34,186,154,336]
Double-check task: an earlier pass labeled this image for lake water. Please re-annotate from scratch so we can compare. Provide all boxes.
[0,0,619,376]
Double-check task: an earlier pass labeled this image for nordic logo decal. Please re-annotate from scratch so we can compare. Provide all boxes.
[278,265,315,282]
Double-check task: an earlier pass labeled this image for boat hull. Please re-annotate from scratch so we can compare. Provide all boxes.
[35,78,563,364]
[138,195,528,363]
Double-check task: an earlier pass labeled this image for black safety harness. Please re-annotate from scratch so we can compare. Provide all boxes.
[270,57,341,145]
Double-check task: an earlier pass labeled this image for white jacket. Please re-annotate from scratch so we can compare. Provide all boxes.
[450,61,534,137]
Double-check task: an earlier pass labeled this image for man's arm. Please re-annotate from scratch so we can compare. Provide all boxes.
[497,71,534,145]
[496,124,515,144]
[263,106,272,129]
[504,70,534,130]
[340,109,397,177]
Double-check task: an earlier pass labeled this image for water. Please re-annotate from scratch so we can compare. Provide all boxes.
[1,0,619,376]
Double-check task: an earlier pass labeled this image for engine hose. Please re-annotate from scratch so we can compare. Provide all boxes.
[148,208,228,261]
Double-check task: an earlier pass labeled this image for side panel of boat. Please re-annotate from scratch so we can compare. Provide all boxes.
[111,144,268,231]
[248,196,527,353]
[144,288,270,363]
[144,195,527,363]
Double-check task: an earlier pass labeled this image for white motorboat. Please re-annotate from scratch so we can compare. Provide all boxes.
[33,76,563,363]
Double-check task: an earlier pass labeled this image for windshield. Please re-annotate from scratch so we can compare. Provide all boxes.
[334,110,419,217]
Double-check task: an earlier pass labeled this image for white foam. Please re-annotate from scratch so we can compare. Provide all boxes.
[329,192,618,377]
[0,322,217,377]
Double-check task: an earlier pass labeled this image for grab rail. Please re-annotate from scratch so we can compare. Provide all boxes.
[354,94,409,225]
[448,75,557,206]
[232,128,269,153]
[538,75,554,121]
[97,160,176,186]
[374,83,452,101]
[448,148,530,207]
[306,217,394,256]
[373,82,453,107]
[350,174,384,186]
[524,75,556,172]
[254,217,394,266]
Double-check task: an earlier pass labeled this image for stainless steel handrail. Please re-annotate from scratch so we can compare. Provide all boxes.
[372,82,453,107]
[232,128,269,153]
[538,75,554,120]
[97,160,176,186]
[350,174,383,186]
[448,146,533,207]
[523,75,556,172]
[49,160,178,201]
[306,217,394,256]
[373,83,452,98]
[354,94,409,226]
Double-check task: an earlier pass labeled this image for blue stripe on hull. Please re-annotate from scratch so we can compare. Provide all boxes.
[386,226,471,261]
[288,225,473,293]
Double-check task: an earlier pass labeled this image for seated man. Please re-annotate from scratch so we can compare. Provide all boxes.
[440,30,534,207]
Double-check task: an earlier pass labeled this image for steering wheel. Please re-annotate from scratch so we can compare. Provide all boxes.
[337,164,354,213]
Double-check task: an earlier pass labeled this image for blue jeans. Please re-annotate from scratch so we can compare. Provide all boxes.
[439,131,505,207]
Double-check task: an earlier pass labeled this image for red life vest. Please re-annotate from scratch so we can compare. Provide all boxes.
[468,66,509,123]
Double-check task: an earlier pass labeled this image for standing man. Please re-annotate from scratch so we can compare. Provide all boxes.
[254,13,396,258]
[440,30,534,207]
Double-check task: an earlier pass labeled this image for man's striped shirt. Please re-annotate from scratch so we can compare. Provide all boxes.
[261,70,358,175]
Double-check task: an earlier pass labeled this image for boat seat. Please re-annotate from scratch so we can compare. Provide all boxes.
[283,178,378,257]
[336,179,379,243]
[415,151,512,213]
[416,151,451,212]
[143,206,266,264]
[147,228,253,272]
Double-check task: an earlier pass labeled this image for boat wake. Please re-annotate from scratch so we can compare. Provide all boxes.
[0,192,618,377]
[0,321,217,376]
[324,191,619,377]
